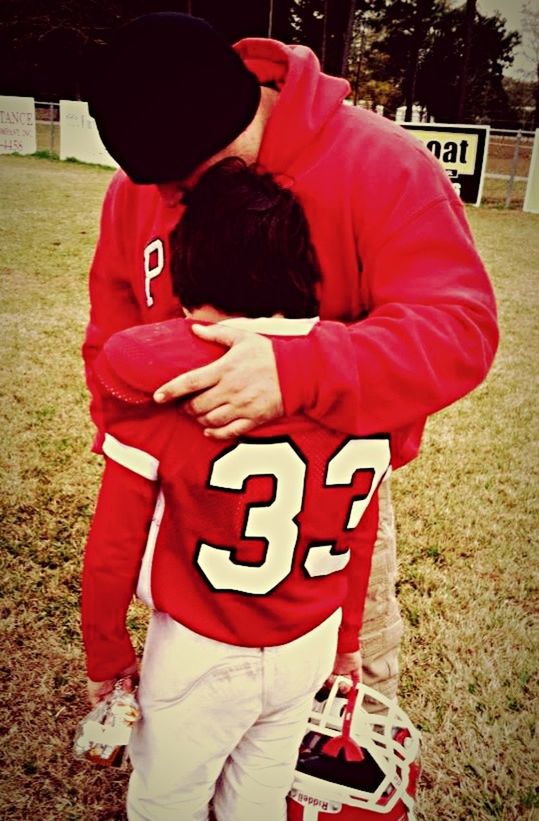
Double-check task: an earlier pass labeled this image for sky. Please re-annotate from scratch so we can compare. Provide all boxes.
[475,0,538,78]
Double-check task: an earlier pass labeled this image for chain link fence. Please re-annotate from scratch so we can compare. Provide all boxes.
[484,129,535,209]
[35,101,60,155]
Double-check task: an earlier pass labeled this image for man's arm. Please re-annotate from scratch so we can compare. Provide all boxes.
[154,194,498,449]
[83,172,143,446]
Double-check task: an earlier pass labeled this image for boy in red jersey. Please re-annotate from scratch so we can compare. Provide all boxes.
[82,159,391,820]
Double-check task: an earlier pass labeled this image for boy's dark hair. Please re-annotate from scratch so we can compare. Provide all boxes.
[170,158,321,319]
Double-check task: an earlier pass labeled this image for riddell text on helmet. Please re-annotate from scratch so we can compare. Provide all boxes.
[290,789,341,812]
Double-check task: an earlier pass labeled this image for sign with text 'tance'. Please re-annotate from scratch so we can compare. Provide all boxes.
[0,96,36,155]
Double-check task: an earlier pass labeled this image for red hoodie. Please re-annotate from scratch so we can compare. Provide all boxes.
[83,39,498,466]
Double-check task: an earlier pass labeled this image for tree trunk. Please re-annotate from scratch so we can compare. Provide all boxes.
[352,22,365,105]
[404,0,452,121]
[322,0,355,77]
[457,0,476,122]
[342,0,357,76]
[268,0,292,41]
[404,0,427,121]
[321,0,330,69]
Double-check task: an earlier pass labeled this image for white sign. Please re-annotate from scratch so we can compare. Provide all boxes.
[523,129,539,214]
[401,122,490,205]
[60,99,118,169]
[0,96,36,155]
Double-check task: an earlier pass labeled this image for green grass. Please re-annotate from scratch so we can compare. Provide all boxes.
[1,154,538,820]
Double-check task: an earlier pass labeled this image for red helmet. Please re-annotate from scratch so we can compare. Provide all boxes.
[287,677,421,820]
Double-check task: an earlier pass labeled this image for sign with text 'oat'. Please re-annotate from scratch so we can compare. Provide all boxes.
[401,122,490,205]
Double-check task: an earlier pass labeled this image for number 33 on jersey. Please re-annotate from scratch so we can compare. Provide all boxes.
[197,436,390,595]
[102,418,391,648]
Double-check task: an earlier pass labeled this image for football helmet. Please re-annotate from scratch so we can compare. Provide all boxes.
[287,676,421,820]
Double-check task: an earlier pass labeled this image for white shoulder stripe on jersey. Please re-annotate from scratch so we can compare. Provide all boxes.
[103,433,160,481]
[219,316,319,336]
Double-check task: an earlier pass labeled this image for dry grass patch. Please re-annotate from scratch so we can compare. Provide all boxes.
[394,207,539,818]
[1,155,537,820]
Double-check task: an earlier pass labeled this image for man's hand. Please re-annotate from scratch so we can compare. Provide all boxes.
[326,650,362,694]
[86,661,139,707]
[153,323,284,439]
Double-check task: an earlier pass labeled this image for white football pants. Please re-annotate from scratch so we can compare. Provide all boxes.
[127,609,341,821]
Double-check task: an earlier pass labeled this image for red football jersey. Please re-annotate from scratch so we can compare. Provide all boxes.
[82,319,391,681]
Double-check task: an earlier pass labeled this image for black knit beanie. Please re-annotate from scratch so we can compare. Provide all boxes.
[81,13,261,184]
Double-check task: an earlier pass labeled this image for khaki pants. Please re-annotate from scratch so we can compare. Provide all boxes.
[360,474,403,708]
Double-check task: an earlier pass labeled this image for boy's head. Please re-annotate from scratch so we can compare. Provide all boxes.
[170,158,321,320]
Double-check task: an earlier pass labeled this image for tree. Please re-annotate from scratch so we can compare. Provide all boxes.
[0,0,281,100]
[0,0,123,99]
[346,3,403,112]
[414,4,519,122]
[268,0,294,41]
[457,0,476,121]
[0,0,524,117]
[321,0,356,77]
[351,0,447,118]
[290,0,325,53]
[343,0,520,121]
[193,1,273,40]
[521,1,539,127]
[503,77,536,129]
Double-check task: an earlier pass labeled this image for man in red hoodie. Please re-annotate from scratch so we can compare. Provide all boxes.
[81,13,498,713]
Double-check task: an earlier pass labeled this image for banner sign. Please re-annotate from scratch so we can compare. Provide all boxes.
[401,122,490,205]
[0,96,36,155]
[523,129,539,214]
[60,99,118,169]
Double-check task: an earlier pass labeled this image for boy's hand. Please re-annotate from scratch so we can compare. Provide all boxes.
[87,678,115,707]
[326,650,362,694]
[86,661,139,707]
[153,324,284,439]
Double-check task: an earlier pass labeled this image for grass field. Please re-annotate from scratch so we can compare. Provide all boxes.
[0,154,538,820]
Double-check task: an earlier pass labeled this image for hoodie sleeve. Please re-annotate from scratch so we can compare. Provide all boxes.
[337,489,380,654]
[82,171,143,450]
[273,172,498,463]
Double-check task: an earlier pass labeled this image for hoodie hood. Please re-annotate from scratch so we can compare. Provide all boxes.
[234,38,350,173]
